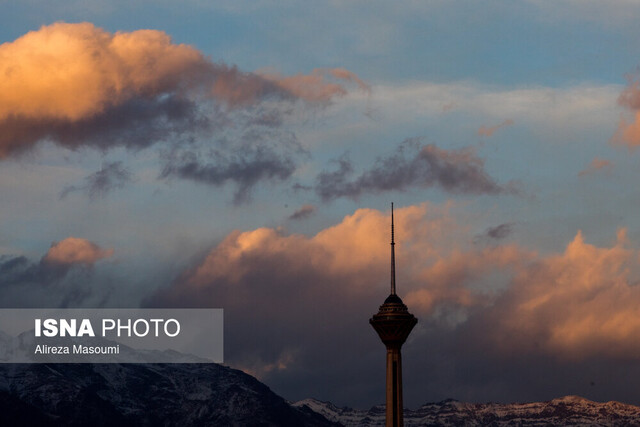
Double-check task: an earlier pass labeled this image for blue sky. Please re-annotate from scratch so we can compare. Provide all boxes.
[3,0,640,408]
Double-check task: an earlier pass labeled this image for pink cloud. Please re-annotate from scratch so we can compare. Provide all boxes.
[611,77,640,149]
[477,119,514,137]
[258,67,370,104]
[578,157,613,177]
[473,229,640,359]
[43,237,113,266]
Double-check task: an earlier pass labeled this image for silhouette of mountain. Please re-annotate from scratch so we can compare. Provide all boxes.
[0,363,337,426]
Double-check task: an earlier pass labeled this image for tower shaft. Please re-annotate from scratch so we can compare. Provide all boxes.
[385,346,404,427]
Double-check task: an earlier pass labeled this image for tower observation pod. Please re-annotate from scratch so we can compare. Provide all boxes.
[370,203,418,427]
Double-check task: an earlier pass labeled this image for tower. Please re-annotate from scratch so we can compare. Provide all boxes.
[370,203,417,427]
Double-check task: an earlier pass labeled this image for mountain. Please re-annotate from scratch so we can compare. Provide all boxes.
[0,363,337,426]
[4,362,640,427]
[294,395,640,426]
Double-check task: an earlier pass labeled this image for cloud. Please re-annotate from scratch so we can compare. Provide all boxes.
[578,157,613,177]
[528,0,640,28]
[467,229,640,360]
[159,143,299,204]
[474,223,515,244]
[0,237,113,307]
[43,237,113,266]
[348,81,619,133]
[477,119,514,137]
[0,22,367,200]
[144,204,640,405]
[314,139,513,201]
[289,204,316,221]
[259,67,371,103]
[611,75,640,149]
[61,161,134,199]
[145,204,529,403]
[0,22,211,157]
[485,223,514,240]
[441,102,456,112]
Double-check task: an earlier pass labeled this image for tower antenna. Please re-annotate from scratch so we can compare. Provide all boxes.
[391,202,396,295]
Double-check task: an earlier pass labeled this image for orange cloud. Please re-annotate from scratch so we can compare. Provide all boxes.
[405,244,531,313]
[0,22,367,158]
[0,22,206,123]
[147,205,640,398]
[150,203,491,377]
[612,78,640,149]
[158,202,534,343]
[149,199,640,365]
[477,119,514,137]
[476,229,640,359]
[181,203,467,293]
[259,67,370,104]
[43,237,113,266]
[578,157,613,176]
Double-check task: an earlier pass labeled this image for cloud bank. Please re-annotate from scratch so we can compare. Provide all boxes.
[146,204,640,405]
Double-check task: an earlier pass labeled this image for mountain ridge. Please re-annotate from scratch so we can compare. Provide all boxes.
[3,361,640,426]
[294,395,640,426]
[0,363,337,426]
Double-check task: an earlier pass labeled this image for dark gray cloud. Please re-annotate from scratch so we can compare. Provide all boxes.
[0,96,207,158]
[61,161,134,200]
[0,238,113,308]
[288,204,317,221]
[158,107,307,203]
[486,223,514,240]
[144,241,384,408]
[474,223,515,244]
[160,146,298,204]
[0,255,88,308]
[315,139,512,201]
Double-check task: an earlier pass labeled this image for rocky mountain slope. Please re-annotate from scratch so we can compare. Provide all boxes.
[3,361,640,426]
[294,395,640,426]
[0,363,337,426]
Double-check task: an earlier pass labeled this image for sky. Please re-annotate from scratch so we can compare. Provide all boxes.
[4,0,640,409]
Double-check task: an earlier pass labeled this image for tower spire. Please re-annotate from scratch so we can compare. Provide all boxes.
[391,202,396,295]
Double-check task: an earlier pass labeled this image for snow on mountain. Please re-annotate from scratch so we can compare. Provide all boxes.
[2,356,640,426]
[0,363,337,426]
[294,395,640,426]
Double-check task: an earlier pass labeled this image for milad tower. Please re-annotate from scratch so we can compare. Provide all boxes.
[370,203,418,427]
